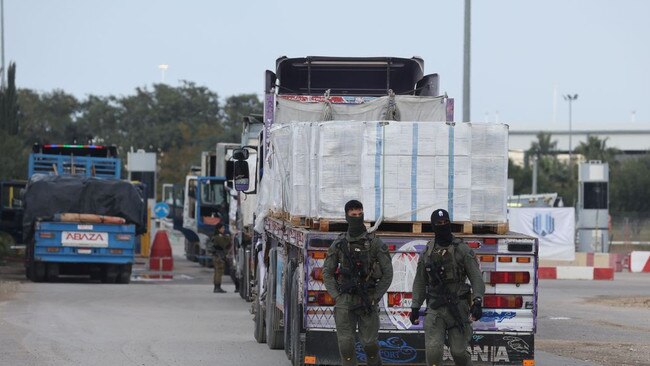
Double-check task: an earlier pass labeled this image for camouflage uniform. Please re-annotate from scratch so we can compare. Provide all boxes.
[411,235,485,366]
[209,233,231,290]
[323,231,393,366]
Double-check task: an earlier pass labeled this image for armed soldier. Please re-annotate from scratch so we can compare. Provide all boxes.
[208,223,231,293]
[410,209,485,366]
[322,200,393,366]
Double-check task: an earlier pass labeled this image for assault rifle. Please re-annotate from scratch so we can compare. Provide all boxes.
[425,262,465,330]
[337,239,375,314]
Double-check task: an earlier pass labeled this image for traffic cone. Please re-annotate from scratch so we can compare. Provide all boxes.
[149,230,174,272]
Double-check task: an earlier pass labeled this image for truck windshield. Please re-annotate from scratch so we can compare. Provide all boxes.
[200,180,225,206]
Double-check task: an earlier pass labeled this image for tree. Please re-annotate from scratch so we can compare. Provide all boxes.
[0,62,19,135]
[528,132,557,158]
[574,135,619,163]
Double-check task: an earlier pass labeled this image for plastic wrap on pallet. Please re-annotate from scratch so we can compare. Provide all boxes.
[470,123,509,221]
[289,122,314,216]
[275,95,447,124]
[316,122,365,218]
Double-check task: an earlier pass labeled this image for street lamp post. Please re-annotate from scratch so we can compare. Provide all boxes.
[563,93,578,160]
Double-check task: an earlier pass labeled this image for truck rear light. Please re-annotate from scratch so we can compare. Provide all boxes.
[467,241,481,249]
[309,251,327,259]
[485,271,530,285]
[307,291,335,306]
[387,292,412,307]
[310,267,324,281]
[39,232,54,239]
[483,295,523,309]
[110,249,123,254]
[516,257,531,263]
[479,255,495,263]
[483,238,498,245]
[46,247,60,253]
[116,234,132,241]
[498,256,513,263]
[388,244,396,251]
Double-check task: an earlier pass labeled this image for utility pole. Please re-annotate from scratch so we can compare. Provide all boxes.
[462,0,471,122]
[1,0,5,89]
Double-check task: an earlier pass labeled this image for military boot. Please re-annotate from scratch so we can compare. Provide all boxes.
[214,284,226,293]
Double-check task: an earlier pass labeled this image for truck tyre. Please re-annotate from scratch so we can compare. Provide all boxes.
[29,261,46,282]
[116,264,132,284]
[284,264,295,360]
[253,262,267,344]
[239,248,251,301]
[290,271,305,366]
[266,248,284,350]
[45,263,59,282]
[101,264,118,284]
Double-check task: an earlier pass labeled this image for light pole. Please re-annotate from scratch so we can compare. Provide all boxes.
[158,64,169,83]
[563,93,578,160]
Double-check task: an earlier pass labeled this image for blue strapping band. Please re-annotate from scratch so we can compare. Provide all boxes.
[411,124,419,221]
[447,124,455,220]
[375,123,382,219]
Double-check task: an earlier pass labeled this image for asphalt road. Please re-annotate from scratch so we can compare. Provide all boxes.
[1,234,649,366]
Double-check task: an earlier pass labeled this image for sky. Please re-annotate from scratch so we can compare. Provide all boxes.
[3,0,649,131]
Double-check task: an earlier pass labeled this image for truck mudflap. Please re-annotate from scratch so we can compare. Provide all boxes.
[304,330,534,365]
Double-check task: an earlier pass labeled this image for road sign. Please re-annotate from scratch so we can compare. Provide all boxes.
[153,202,170,219]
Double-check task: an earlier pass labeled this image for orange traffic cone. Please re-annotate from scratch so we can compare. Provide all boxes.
[149,230,174,272]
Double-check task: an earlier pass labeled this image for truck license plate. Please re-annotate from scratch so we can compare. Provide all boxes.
[61,231,109,248]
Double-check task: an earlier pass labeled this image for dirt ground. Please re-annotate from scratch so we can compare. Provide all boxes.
[0,259,23,302]
[590,295,650,308]
[537,340,650,366]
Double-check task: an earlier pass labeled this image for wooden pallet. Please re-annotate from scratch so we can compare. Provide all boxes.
[308,218,508,235]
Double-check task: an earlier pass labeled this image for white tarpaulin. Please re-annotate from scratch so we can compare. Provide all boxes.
[508,207,575,260]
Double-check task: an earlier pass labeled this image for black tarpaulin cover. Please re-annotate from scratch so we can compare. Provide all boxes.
[23,175,147,241]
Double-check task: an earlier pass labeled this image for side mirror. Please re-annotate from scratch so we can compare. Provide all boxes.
[233,160,250,192]
[233,148,249,161]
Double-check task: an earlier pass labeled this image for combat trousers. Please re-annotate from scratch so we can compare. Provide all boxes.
[212,255,225,285]
[424,302,473,366]
[334,307,382,366]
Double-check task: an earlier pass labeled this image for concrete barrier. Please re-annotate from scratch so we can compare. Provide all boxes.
[630,251,650,273]
[539,266,614,280]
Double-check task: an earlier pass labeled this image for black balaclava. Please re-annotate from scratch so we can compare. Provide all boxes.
[346,213,367,238]
[431,209,453,246]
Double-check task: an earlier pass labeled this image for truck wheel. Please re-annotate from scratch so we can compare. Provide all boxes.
[253,262,267,344]
[116,264,132,284]
[101,264,118,284]
[266,248,284,350]
[29,261,46,282]
[290,271,305,366]
[239,249,251,301]
[45,263,59,282]
[284,265,295,360]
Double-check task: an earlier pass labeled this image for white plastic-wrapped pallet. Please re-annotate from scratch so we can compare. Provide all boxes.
[289,122,314,216]
[470,123,509,222]
[316,121,365,218]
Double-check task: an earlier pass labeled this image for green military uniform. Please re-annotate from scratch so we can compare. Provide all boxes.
[323,231,394,366]
[208,233,231,291]
[411,235,485,366]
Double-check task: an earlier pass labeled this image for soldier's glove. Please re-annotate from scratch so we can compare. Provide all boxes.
[470,297,483,321]
[409,308,420,325]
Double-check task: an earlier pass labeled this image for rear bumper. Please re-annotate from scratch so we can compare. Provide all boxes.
[303,329,534,365]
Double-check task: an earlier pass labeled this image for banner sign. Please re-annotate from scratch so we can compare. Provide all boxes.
[509,207,575,260]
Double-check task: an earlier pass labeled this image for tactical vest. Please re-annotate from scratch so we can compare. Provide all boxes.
[424,239,467,286]
[336,233,378,290]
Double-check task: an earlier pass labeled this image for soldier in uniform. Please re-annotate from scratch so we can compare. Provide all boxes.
[409,209,484,366]
[323,200,393,366]
[209,222,231,293]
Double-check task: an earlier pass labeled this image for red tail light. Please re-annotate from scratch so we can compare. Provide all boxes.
[310,267,324,281]
[310,251,327,259]
[484,295,523,309]
[486,271,530,285]
[386,292,413,307]
[39,232,54,239]
[467,241,481,249]
[484,238,498,245]
[307,291,335,306]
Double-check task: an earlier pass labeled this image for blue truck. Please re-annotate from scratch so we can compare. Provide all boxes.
[23,144,146,283]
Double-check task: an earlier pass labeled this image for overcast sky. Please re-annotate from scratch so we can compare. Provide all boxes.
[4,0,649,131]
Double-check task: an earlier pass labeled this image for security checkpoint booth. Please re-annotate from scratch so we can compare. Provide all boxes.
[577,161,609,253]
